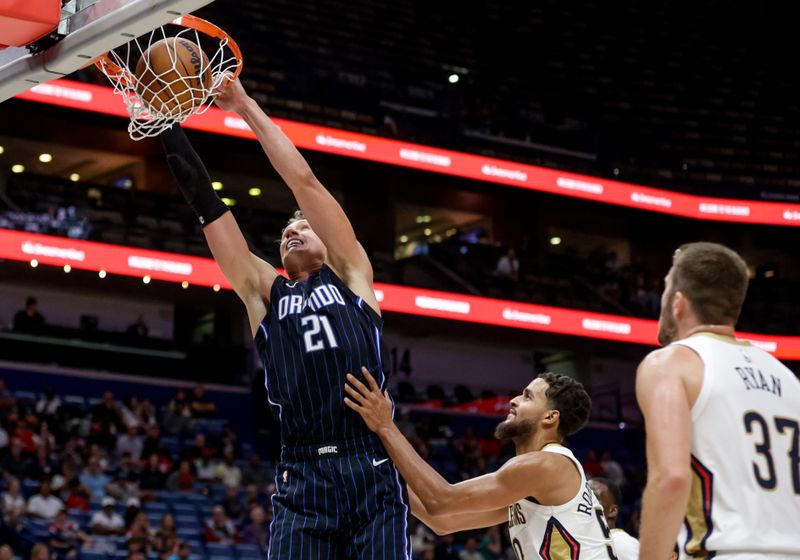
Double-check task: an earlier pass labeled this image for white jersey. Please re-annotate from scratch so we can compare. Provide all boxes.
[674,333,800,559]
[610,529,639,560]
[507,444,616,560]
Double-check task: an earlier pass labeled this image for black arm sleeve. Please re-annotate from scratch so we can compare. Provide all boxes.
[160,124,229,227]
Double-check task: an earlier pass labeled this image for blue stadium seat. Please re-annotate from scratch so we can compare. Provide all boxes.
[22,480,40,497]
[205,544,233,556]
[177,526,203,539]
[235,544,262,559]
[14,390,37,401]
[185,540,203,552]
[176,519,198,531]
[63,394,87,409]
[172,503,198,515]
[186,493,211,505]
[144,502,168,513]
[79,551,109,560]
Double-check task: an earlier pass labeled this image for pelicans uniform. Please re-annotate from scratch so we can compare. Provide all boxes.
[673,333,800,559]
[507,444,616,560]
[255,264,410,559]
[610,528,640,560]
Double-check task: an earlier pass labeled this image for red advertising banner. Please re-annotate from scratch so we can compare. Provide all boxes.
[14,79,800,227]
[2,229,798,359]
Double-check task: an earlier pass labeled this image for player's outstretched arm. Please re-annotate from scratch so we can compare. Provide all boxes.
[636,346,697,560]
[161,125,278,335]
[345,368,567,516]
[407,487,506,535]
[215,79,377,303]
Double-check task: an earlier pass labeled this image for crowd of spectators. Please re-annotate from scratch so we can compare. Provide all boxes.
[0,379,271,560]
[0,207,90,240]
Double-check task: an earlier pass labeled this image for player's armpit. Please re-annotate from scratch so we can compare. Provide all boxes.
[408,487,506,536]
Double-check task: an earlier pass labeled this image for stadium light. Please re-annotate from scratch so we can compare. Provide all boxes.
[213,284,221,292]
[0,146,4,154]
[399,235,408,243]
[30,259,38,267]
[11,164,24,173]
[221,198,236,206]
[248,187,262,196]
[181,281,189,289]
[38,153,53,163]
[70,173,80,182]
[448,74,459,84]
[98,270,106,278]
[143,275,151,284]
[212,181,223,191]
[550,236,562,246]
[424,228,432,236]
[63,264,71,273]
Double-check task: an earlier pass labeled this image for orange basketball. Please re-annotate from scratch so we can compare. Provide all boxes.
[134,37,212,116]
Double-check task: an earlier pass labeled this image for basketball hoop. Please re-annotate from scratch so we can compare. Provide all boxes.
[94,14,242,141]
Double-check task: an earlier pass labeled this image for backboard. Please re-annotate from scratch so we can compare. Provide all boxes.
[0,0,216,103]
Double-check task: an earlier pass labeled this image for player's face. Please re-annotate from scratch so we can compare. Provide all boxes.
[280,220,327,276]
[657,271,678,345]
[495,378,552,442]
[587,480,616,523]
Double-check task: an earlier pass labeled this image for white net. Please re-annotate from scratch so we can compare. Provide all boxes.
[96,19,240,140]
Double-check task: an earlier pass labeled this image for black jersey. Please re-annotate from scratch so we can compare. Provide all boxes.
[254,264,389,446]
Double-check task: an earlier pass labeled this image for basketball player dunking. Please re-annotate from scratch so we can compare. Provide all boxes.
[160,78,409,559]
[345,370,620,559]
[637,242,800,559]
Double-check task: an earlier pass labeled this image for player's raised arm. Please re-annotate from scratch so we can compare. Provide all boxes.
[344,368,572,516]
[214,80,373,285]
[161,125,278,334]
[636,346,696,560]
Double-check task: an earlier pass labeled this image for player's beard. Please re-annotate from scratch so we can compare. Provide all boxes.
[657,291,677,346]
[494,416,537,442]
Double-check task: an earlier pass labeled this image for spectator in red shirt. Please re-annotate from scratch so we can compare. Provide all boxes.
[582,450,604,478]
[166,460,195,492]
[14,419,37,455]
[203,505,242,544]
[63,479,90,512]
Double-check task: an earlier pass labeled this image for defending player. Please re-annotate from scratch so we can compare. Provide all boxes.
[636,242,800,559]
[345,369,619,559]
[160,78,409,558]
[588,478,639,559]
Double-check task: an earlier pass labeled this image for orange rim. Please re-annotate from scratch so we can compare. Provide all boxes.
[94,14,243,89]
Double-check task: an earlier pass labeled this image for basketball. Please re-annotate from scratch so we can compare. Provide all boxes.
[134,37,212,116]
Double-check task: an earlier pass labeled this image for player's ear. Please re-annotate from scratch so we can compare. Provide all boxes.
[673,290,687,318]
[543,409,560,429]
[609,503,619,519]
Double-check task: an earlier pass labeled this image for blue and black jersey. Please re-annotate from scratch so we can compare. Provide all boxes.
[254,264,390,447]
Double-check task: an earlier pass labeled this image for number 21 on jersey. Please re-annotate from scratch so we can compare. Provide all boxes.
[301,315,338,353]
